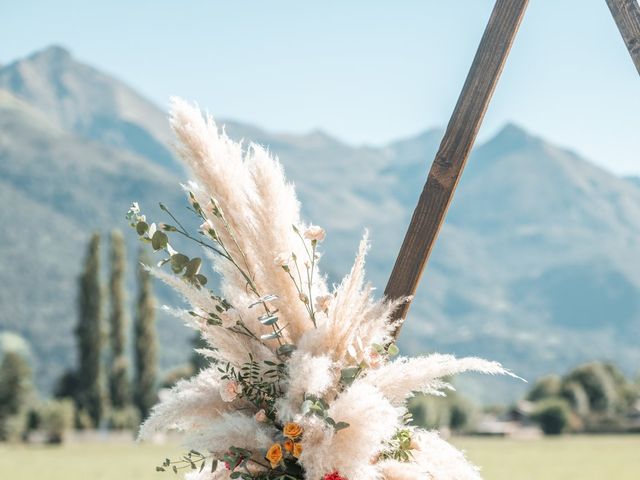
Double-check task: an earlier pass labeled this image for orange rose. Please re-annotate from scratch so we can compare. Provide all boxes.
[283,422,303,439]
[293,442,303,458]
[284,438,294,453]
[266,443,283,468]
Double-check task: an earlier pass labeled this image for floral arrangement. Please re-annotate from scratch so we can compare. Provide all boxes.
[129,98,518,480]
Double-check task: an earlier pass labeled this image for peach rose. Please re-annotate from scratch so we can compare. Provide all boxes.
[283,438,294,453]
[283,422,303,439]
[219,379,242,402]
[293,442,303,458]
[266,443,283,468]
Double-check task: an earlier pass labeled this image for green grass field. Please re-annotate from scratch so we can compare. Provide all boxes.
[1,435,638,479]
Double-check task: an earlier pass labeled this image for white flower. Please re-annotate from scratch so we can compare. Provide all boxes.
[365,347,383,369]
[147,222,157,238]
[254,409,267,423]
[273,252,290,266]
[219,379,242,402]
[303,225,326,242]
[314,294,332,313]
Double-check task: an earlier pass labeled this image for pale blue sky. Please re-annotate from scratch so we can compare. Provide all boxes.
[2,0,639,174]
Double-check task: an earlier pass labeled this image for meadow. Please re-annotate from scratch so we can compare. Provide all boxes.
[1,435,638,480]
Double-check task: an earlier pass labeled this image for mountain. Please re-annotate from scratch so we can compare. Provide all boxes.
[1,46,639,401]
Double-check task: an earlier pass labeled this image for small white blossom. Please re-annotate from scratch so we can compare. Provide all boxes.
[273,252,290,266]
[365,347,383,369]
[219,379,242,402]
[314,294,332,313]
[254,409,267,423]
[303,225,326,242]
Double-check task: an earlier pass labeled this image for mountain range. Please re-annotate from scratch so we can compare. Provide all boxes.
[1,45,639,402]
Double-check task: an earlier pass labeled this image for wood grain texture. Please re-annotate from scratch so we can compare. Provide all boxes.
[385,0,529,337]
[606,0,640,74]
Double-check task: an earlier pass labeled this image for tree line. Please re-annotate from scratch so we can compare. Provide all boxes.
[57,230,159,429]
[0,230,160,441]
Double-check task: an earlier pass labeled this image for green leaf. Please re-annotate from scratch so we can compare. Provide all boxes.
[151,231,169,250]
[185,257,202,276]
[196,274,208,286]
[155,466,165,472]
[210,459,218,473]
[341,367,360,380]
[334,421,350,431]
[387,344,400,356]
[136,221,149,236]
[258,313,279,325]
[277,343,296,356]
[301,399,314,415]
[170,253,189,273]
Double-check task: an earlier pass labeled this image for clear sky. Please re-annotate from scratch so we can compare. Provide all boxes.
[2,0,639,175]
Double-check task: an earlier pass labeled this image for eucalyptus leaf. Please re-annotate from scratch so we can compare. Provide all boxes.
[185,257,202,276]
[136,221,149,236]
[277,343,296,356]
[170,253,189,273]
[258,313,279,325]
[334,421,350,431]
[151,231,168,250]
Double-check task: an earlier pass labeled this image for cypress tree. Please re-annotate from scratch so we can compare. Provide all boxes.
[133,250,158,419]
[108,230,130,408]
[75,233,106,427]
[0,351,32,440]
[0,351,31,418]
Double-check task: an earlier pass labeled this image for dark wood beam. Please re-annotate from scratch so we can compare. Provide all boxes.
[385,0,528,337]
[606,0,640,75]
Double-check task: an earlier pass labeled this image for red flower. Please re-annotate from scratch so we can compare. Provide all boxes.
[323,472,347,480]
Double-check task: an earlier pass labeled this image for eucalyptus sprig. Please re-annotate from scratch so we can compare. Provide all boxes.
[301,394,350,432]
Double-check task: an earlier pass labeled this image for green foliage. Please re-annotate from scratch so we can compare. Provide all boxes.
[560,381,590,418]
[0,351,32,418]
[563,362,619,414]
[218,356,286,418]
[191,333,210,373]
[105,405,140,431]
[408,390,475,432]
[301,394,349,432]
[74,233,107,427]
[38,399,75,444]
[134,249,158,420]
[530,398,571,435]
[108,230,131,409]
[0,351,33,441]
[379,428,414,462]
[526,374,562,402]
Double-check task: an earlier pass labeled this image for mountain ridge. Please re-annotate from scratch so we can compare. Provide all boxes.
[1,46,639,402]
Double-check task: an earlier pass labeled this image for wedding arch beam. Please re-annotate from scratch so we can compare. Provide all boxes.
[385,0,529,337]
[606,0,640,74]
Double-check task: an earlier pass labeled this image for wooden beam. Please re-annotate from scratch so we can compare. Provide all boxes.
[385,0,528,337]
[606,0,640,75]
